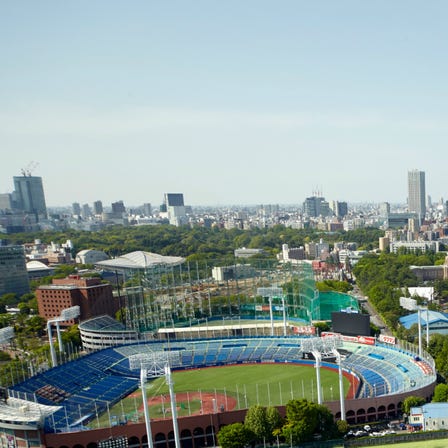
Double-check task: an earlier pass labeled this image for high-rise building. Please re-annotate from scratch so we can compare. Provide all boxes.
[0,245,30,297]
[72,202,81,215]
[93,200,103,215]
[0,194,12,211]
[408,169,426,219]
[303,196,330,217]
[330,200,348,218]
[111,200,126,214]
[143,203,152,216]
[81,203,91,219]
[13,175,47,221]
[164,193,186,226]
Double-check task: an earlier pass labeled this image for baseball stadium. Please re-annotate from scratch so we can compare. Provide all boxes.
[0,255,437,448]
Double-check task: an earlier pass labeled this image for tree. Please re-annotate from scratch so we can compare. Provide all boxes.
[217,423,252,448]
[245,405,270,443]
[281,399,335,444]
[432,384,448,402]
[266,406,283,441]
[402,396,425,415]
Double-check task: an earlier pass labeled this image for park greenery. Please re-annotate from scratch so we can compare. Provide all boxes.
[1,224,384,260]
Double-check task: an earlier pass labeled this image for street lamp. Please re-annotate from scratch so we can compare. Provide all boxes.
[48,305,80,367]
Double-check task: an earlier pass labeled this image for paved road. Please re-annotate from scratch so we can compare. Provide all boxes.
[351,285,393,335]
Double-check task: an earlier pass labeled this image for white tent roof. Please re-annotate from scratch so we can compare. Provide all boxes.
[26,260,51,272]
[95,250,185,269]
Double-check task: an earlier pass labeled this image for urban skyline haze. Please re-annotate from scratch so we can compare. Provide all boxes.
[1,1,448,206]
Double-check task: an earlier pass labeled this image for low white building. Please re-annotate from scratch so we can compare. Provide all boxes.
[410,403,448,431]
[75,249,109,265]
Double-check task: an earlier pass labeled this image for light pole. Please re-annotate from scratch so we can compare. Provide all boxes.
[129,352,181,448]
[48,306,80,367]
[257,287,284,336]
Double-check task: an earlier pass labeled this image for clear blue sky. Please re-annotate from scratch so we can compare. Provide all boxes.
[1,1,447,207]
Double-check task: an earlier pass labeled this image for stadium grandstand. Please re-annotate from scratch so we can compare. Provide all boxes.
[2,334,436,448]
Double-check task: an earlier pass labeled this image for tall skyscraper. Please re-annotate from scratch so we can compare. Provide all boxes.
[72,202,81,215]
[407,170,426,219]
[93,200,103,215]
[0,245,30,297]
[164,193,186,226]
[13,175,47,221]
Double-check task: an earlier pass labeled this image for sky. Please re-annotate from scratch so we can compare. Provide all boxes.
[1,1,448,208]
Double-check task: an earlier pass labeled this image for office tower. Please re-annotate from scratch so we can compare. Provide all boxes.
[330,200,348,218]
[93,200,103,215]
[303,195,330,217]
[143,203,152,216]
[0,194,12,211]
[13,175,47,221]
[164,193,186,226]
[72,202,81,215]
[81,203,91,219]
[111,200,126,214]
[407,170,426,219]
[0,245,30,296]
[379,202,390,217]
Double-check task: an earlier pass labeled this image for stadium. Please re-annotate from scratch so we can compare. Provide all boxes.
[1,333,436,448]
[0,256,438,448]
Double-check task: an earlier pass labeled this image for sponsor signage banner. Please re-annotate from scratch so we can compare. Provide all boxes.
[293,326,316,335]
[321,332,375,345]
[378,334,396,345]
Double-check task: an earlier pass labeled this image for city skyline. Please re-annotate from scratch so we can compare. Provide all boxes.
[1,1,448,206]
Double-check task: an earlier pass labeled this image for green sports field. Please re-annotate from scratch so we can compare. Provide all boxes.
[89,363,350,428]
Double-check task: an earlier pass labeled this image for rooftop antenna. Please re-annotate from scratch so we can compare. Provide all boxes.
[21,161,39,176]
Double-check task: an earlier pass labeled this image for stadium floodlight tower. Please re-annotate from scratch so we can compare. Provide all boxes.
[417,307,430,359]
[257,287,287,336]
[129,352,181,448]
[0,326,14,345]
[47,305,80,367]
[302,336,343,408]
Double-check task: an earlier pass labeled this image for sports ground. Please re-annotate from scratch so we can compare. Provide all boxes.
[92,363,350,427]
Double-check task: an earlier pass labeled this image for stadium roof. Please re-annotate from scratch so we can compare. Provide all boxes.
[79,315,131,332]
[399,310,448,329]
[0,397,60,429]
[26,260,51,272]
[95,251,185,270]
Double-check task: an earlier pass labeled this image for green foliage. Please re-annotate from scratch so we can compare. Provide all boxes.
[316,280,353,293]
[351,251,443,330]
[0,351,11,361]
[336,419,349,435]
[402,396,426,415]
[217,423,253,448]
[432,383,448,402]
[61,324,81,348]
[266,406,283,438]
[282,399,335,443]
[244,405,269,442]
[427,334,448,379]
[314,321,331,334]
[2,224,385,261]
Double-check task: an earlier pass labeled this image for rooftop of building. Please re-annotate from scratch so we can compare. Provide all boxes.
[95,250,185,270]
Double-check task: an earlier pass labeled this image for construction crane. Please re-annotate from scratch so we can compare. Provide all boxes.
[20,161,39,176]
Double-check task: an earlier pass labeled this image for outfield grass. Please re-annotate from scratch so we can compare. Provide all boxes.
[89,363,349,428]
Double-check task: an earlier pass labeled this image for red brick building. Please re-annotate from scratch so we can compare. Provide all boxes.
[36,275,118,324]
